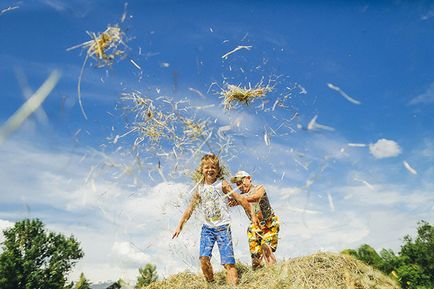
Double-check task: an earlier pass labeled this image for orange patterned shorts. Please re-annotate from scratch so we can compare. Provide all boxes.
[247,215,280,257]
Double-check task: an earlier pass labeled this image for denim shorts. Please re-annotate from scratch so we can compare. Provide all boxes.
[199,224,235,265]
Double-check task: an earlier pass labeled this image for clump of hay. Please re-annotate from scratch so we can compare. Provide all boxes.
[67,25,128,119]
[120,91,214,155]
[121,93,177,146]
[67,25,127,65]
[144,252,400,289]
[182,118,208,140]
[221,83,272,109]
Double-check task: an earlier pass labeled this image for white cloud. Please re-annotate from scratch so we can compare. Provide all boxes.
[0,219,14,231]
[0,219,14,243]
[409,83,434,105]
[111,242,150,266]
[369,138,401,159]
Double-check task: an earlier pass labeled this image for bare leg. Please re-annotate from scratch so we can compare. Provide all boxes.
[200,256,214,282]
[224,264,238,286]
[261,244,276,266]
[251,255,263,270]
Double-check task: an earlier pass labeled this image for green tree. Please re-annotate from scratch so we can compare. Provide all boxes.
[135,263,158,288]
[399,220,434,285]
[73,273,92,289]
[342,220,433,289]
[0,219,84,289]
[356,244,385,269]
[378,248,401,274]
[395,263,431,289]
[342,245,386,270]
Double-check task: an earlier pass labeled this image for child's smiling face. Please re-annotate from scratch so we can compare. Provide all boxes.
[202,160,218,184]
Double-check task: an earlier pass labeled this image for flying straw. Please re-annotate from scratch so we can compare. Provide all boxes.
[0,5,19,15]
[188,87,206,98]
[353,177,375,190]
[348,143,367,147]
[15,69,49,124]
[403,160,417,175]
[130,59,141,70]
[327,192,335,212]
[307,115,335,131]
[221,45,252,60]
[0,70,61,144]
[217,125,231,140]
[327,83,361,105]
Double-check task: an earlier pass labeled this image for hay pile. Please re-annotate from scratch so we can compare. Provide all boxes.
[145,252,400,289]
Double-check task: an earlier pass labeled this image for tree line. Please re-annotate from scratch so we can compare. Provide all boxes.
[342,220,433,289]
[0,219,157,289]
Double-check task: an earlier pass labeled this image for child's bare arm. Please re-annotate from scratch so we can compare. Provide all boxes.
[222,180,259,226]
[243,185,265,202]
[172,191,200,239]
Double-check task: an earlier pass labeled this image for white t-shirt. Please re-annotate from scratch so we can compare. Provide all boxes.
[198,180,231,228]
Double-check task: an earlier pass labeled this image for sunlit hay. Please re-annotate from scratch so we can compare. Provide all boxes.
[222,83,273,109]
[146,272,205,289]
[144,252,400,289]
[182,118,207,140]
[135,103,177,145]
[67,25,128,119]
[121,91,216,156]
[68,26,127,65]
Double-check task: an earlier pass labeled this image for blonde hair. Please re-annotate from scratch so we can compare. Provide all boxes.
[192,154,225,183]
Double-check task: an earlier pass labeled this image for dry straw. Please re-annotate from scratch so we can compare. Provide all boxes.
[0,70,61,144]
[120,91,213,155]
[221,83,273,109]
[67,25,127,119]
[145,252,400,289]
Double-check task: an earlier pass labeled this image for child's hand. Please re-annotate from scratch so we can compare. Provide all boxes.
[172,227,182,239]
[228,199,238,207]
[252,215,260,227]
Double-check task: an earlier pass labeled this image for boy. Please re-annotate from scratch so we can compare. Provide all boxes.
[230,171,280,270]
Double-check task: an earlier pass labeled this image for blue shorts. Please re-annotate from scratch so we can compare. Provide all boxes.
[199,224,235,265]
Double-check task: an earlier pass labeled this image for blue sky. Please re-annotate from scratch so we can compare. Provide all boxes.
[1,0,434,284]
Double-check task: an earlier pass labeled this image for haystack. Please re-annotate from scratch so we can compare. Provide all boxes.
[145,252,400,289]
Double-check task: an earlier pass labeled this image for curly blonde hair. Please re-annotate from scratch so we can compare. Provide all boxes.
[192,154,227,183]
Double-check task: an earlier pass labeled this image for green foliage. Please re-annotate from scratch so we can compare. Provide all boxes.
[74,273,92,289]
[342,220,433,289]
[356,244,385,268]
[399,220,434,285]
[0,219,84,289]
[135,263,158,288]
[395,264,431,289]
[378,248,401,274]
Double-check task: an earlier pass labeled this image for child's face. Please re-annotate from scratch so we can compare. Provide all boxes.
[236,176,251,193]
[202,160,218,183]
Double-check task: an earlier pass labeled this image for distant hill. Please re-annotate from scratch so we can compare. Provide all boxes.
[144,252,400,289]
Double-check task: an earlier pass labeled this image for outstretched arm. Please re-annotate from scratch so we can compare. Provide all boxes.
[222,180,259,226]
[172,191,200,239]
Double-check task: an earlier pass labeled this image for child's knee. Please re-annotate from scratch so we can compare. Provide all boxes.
[261,243,272,253]
[200,256,211,265]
